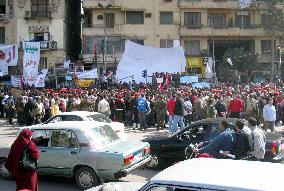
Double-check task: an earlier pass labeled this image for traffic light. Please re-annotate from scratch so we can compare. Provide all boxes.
[142,70,147,78]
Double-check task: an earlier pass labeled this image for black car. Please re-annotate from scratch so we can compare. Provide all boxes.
[144,118,284,170]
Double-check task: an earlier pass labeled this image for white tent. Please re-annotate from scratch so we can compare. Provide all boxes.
[116,40,186,82]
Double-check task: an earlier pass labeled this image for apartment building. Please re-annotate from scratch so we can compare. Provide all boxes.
[82,0,283,79]
[0,0,81,86]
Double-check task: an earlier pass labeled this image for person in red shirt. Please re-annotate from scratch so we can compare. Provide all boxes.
[228,95,243,119]
[167,95,176,133]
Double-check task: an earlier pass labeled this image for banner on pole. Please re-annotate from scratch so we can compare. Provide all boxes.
[76,80,95,88]
[23,42,40,86]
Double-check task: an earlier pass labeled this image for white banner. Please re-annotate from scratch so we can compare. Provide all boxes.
[117,40,186,82]
[23,42,40,86]
[0,44,18,67]
[204,57,213,79]
[11,75,22,87]
[64,57,70,69]
[77,68,98,79]
[35,69,48,88]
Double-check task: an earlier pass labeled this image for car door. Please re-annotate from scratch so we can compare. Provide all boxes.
[46,129,80,176]
[32,129,52,174]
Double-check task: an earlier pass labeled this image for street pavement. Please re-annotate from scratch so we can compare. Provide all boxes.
[0,119,162,191]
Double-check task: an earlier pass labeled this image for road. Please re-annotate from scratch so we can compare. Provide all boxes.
[0,120,164,191]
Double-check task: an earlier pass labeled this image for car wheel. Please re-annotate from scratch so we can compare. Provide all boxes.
[0,158,11,179]
[146,154,163,170]
[75,167,99,190]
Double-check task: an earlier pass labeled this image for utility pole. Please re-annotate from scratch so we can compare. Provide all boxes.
[98,3,112,81]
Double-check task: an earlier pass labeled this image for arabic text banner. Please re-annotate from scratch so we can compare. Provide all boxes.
[23,42,40,86]
[117,40,186,83]
[0,44,18,67]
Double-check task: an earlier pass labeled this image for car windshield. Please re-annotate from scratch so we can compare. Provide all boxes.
[87,114,112,123]
[85,125,119,149]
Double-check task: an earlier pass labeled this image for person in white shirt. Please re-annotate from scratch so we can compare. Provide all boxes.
[98,95,110,117]
[263,98,276,132]
[184,97,193,127]
[248,117,266,160]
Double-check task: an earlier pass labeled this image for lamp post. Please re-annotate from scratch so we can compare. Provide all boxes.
[278,46,284,80]
[98,3,112,81]
[208,15,216,82]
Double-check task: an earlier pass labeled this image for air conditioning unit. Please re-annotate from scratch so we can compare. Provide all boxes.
[0,14,5,20]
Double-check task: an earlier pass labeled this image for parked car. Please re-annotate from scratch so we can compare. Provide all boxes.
[43,111,126,139]
[145,118,284,170]
[89,158,284,191]
[0,121,151,190]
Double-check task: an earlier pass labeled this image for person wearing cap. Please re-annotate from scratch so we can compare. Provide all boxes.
[263,97,276,132]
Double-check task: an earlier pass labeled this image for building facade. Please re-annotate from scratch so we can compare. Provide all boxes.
[82,0,283,80]
[0,0,81,86]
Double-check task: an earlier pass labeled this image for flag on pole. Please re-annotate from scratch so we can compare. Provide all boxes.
[227,58,233,66]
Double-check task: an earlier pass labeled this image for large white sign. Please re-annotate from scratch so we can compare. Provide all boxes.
[117,40,186,82]
[77,68,98,79]
[11,75,22,87]
[23,42,41,86]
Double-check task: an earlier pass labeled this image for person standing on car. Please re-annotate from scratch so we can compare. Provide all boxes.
[263,97,276,132]
[5,129,40,191]
[248,117,266,161]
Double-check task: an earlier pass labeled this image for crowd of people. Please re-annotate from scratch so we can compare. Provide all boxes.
[0,81,281,134]
[2,80,282,191]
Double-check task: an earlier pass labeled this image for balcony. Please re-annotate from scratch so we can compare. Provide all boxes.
[180,24,267,37]
[179,0,239,9]
[20,41,57,50]
[25,11,51,20]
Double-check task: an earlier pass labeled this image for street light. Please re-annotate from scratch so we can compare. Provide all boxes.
[208,15,216,82]
[278,45,284,80]
[97,3,112,81]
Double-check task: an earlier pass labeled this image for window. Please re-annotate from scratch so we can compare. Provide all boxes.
[184,12,201,28]
[209,14,226,29]
[105,13,115,28]
[261,14,271,26]
[0,27,5,44]
[64,115,83,121]
[235,15,251,28]
[261,40,272,54]
[130,39,144,45]
[160,12,173,25]
[83,9,92,28]
[160,39,173,48]
[184,40,200,56]
[87,114,111,123]
[51,130,79,148]
[31,0,49,17]
[39,57,47,70]
[32,130,51,147]
[126,11,144,24]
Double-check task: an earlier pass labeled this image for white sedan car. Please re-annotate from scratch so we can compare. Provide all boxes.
[89,158,284,191]
[43,111,126,139]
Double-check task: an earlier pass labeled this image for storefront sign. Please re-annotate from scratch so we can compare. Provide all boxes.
[76,80,94,88]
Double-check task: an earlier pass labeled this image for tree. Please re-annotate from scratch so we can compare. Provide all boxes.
[219,47,258,83]
[262,0,284,81]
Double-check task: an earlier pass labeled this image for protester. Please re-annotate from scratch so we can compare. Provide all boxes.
[137,94,148,131]
[172,94,185,133]
[5,129,40,191]
[263,97,277,132]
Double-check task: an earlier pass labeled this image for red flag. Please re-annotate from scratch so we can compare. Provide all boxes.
[159,83,163,91]
[165,73,169,89]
